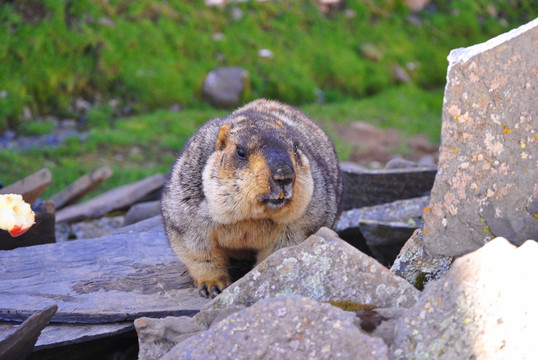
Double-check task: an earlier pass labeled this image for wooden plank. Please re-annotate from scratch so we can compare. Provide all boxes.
[340,163,437,210]
[49,167,113,210]
[0,168,52,205]
[55,173,166,223]
[0,216,208,324]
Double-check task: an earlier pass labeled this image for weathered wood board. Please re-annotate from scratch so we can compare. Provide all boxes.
[0,216,209,324]
[340,163,437,210]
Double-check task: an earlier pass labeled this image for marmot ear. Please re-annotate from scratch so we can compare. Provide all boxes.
[216,124,231,151]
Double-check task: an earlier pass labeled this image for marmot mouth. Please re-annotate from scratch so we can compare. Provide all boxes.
[263,197,288,210]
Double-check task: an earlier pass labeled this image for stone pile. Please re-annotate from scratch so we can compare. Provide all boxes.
[135,18,538,360]
[0,18,536,360]
[136,231,538,360]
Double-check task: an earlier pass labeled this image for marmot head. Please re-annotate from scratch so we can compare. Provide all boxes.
[202,112,314,224]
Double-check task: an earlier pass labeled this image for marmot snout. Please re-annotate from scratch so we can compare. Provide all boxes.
[257,146,296,209]
[161,99,343,298]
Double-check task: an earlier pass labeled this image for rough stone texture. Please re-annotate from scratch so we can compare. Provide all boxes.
[164,296,388,360]
[367,307,407,347]
[55,173,165,223]
[0,168,51,205]
[390,229,453,289]
[423,19,538,256]
[0,216,209,324]
[0,200,56,250]
[124,200,160,226]
[49,167,113,209]
[390,237,538,359]
[201,67,250,108]
[336,196,429,265]
[34,322,133,350]
[135,307,244,360]
[0,321,133,351]
[205,227,420,310]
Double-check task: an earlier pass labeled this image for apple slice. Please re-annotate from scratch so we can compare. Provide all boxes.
[0,194,35,237]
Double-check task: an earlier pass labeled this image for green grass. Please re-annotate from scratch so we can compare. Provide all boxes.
[1,0,536,129]
[0,85,441,198]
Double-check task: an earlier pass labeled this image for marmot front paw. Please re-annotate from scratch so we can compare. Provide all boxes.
[197,276,232,298]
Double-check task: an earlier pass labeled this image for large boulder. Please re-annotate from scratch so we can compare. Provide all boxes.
[422,18,538,256]
[135,307,244,360]
[390,237,538,359]
[205,227,420,310]
[163,296,388,360]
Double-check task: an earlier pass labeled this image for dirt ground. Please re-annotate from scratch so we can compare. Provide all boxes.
[338,121,439,168]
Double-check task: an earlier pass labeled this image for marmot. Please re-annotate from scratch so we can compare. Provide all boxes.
[161,99,343,298]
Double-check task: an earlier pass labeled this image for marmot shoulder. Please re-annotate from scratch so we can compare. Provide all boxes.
[161,99,343,298]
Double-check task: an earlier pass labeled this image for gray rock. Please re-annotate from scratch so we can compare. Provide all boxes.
[390,229,453,289]
[49,167,113,210]
[164,296,389,360]
[0,214,208,324]
[0,321,132,352]
[358,42,384,62]
[0,168,51,205]
[0,305,57,360]
[34,322,133,350]
[55,173,165,223]
[423,18,538,256]
[392,65,412,83]
[55,215,124,242]
[367,307,407,347]
[124,200,160,226]
[337,196,429,265]
[0,200,56,250]
[390,237,538,359]
[135,307,244,360]
[205,227,420,310]
[202,67,250,108]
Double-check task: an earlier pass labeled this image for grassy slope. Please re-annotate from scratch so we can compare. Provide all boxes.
[2,0,535,128]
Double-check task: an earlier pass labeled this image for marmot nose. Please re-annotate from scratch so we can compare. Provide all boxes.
[272,165,295,188]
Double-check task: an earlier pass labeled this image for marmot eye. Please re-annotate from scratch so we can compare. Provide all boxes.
[236,147,247,160]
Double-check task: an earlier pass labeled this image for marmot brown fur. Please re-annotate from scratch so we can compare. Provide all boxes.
[161,99,343,298]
